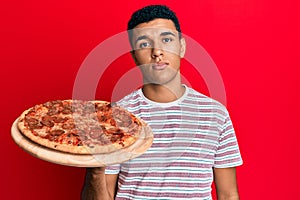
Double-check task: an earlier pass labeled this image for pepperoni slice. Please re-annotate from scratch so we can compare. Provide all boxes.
[50,129,65,136]
[62,122,75,129]
[25,118,43,129]
[25,117,39,125]
[47,107,59,116]
[83,102,95,113]
[112,107,133,127]
[52,100,63,107]
[61,106,72,114]
[41,116,54,127]
[52,116,68,123]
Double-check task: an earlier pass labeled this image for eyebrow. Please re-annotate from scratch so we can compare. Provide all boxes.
[160,31,176,37]
[135,35,149,44]
[134,31,177,45]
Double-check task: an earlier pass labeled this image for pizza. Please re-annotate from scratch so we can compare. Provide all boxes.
[17,100,144,154]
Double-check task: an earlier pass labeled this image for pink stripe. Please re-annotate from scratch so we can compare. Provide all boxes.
[116,190,211,198]
[121,172,212,179]
[214,157,242,165]
[150,142,212,148]
[194,133,218,140]
[215,149,240,158]
[141,115,218,122]
[154,133,195,138]
[217,141,238,151]
[119,179,211,188]
[123,162,213,168]
[224,123,234,132]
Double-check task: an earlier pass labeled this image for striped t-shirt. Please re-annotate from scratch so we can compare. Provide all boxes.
[106,86,242,200]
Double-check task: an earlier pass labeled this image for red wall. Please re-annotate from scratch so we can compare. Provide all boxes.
[1,0,299,199]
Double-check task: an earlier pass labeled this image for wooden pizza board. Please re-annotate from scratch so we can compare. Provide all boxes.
[11,118,153,167]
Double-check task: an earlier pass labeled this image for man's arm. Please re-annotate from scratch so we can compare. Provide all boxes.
[213,167,240,200]
[81,167,118,200]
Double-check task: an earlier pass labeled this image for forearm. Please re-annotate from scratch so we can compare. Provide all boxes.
[213,167,240,200]
[217,193,239,200]
[81,168,112,200]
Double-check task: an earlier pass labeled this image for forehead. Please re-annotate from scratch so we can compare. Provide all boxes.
[131,18,178,38]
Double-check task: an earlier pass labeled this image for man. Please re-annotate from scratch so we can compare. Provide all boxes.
[81,5,242,200]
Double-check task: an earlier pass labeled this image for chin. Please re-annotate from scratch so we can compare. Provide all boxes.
[144,78,175,86]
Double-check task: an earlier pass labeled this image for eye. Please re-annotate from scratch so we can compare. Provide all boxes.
[162,37,173,43]
[139,42,151,48]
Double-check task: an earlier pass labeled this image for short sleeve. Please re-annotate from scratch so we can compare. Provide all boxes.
[105,164,121,174]
[213,112,243,168]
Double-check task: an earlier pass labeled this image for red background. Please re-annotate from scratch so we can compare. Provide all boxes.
[1,0,299,199]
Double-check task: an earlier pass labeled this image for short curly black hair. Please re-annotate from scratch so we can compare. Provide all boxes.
[127,5,182,42]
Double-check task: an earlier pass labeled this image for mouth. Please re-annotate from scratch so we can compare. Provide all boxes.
[152,62,168,70]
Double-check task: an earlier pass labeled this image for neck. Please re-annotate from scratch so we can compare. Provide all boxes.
[142,83,185,103]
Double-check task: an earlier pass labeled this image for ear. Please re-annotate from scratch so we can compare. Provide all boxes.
[179,38,186,58]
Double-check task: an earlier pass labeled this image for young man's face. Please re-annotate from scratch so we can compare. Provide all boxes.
[130,18,186,86]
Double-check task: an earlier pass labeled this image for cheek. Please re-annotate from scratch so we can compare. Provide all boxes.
[164,42,181,55]
[134,51,151,64]
[167,53,181,66]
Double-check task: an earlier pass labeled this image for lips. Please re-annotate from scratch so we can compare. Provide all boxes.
[152,62,168,70]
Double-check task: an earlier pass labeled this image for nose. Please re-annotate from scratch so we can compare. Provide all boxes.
[151,44,164,59]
